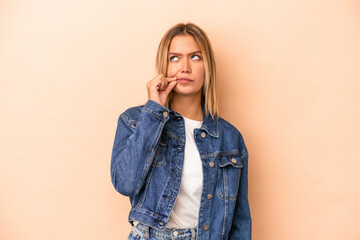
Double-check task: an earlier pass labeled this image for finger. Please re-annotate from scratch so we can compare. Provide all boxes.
[148,77,160,91]
[149,78,163,91]
[166,76,177,83]
[164,80,178,95]
[158,76,168,91]
[148,74,164,86]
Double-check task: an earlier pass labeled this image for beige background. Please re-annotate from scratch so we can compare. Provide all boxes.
[1,0,360,239]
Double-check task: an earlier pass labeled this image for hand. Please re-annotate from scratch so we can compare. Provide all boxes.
[147,74,177,106]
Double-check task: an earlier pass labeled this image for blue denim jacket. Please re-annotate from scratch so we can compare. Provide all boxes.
[111,100,251,239]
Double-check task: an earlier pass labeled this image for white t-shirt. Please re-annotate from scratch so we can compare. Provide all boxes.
[167,116,203,229]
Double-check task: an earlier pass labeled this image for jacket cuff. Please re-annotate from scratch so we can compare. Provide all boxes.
[142,100,170,122]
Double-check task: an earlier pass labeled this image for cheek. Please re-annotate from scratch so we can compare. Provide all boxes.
[198,65,205,81]
[167,64,179,76]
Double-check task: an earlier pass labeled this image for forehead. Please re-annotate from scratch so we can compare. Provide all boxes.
[169,35,201,53]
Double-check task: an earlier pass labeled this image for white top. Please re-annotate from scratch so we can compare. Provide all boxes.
[167,116,203,229]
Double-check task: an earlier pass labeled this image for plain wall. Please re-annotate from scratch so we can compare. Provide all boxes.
[1,0,359,239]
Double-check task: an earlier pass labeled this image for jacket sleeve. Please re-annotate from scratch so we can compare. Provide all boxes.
[228,134,252,239]
[110,100,169,197]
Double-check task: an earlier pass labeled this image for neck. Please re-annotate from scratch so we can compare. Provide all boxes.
[171,93,203,121]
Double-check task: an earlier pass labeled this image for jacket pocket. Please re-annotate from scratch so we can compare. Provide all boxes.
[216,154,243,200]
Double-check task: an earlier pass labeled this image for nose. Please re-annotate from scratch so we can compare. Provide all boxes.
[180,58,191,73]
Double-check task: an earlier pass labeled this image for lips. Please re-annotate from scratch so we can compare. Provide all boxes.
[177,77,193,84]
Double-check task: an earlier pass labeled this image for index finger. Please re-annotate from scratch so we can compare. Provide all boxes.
[166,76,177,82]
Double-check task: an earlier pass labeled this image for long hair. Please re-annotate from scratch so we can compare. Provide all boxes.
[155,22,219,118]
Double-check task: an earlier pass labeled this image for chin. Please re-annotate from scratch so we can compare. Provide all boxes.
[173,87,202,97]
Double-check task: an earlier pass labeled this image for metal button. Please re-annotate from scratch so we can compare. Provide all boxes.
[162,112,168,118]
[209,162,214,168]
[231,158,237,164]
[173,230,178,237]
[201,132,206,138]
[203,224,209,230]
[207,194,213,199]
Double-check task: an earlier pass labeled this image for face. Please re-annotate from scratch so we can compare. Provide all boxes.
[167,35,205,97]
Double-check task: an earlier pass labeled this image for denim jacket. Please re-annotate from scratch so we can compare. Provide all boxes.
[111,100,251,239]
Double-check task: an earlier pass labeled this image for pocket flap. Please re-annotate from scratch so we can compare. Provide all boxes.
[218,155,243,168]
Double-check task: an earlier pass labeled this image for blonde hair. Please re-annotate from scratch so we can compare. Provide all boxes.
[155,22,219,118]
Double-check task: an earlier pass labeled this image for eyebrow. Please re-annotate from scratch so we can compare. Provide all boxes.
[168,51,202,55]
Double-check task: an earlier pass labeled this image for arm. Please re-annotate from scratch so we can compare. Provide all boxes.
[111,74,177,197]
[228,136,252,239]
[110,100,169,197]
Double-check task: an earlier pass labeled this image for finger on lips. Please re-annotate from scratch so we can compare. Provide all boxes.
[157,76,177,91]
[151,75,177,91]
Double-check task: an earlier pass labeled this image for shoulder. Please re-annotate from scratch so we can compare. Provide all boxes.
[217,116,247,151]
[217,116,242,137]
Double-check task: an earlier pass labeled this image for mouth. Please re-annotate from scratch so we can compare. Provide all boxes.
[176,77,193,84]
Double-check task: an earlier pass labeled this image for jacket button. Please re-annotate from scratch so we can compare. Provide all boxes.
[209,162,214,168]
[201,132,206,138]
[207,194,213,199]
[203,224,209,231]
[231,158,237,163]
[162,112,168,118]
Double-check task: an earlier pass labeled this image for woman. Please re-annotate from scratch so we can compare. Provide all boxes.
[111,22,251,240]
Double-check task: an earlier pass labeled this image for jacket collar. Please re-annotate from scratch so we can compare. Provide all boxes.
[168,104,219,138]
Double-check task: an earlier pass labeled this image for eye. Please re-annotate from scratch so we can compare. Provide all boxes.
[191,54,201,60]
[169,56,179,61]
